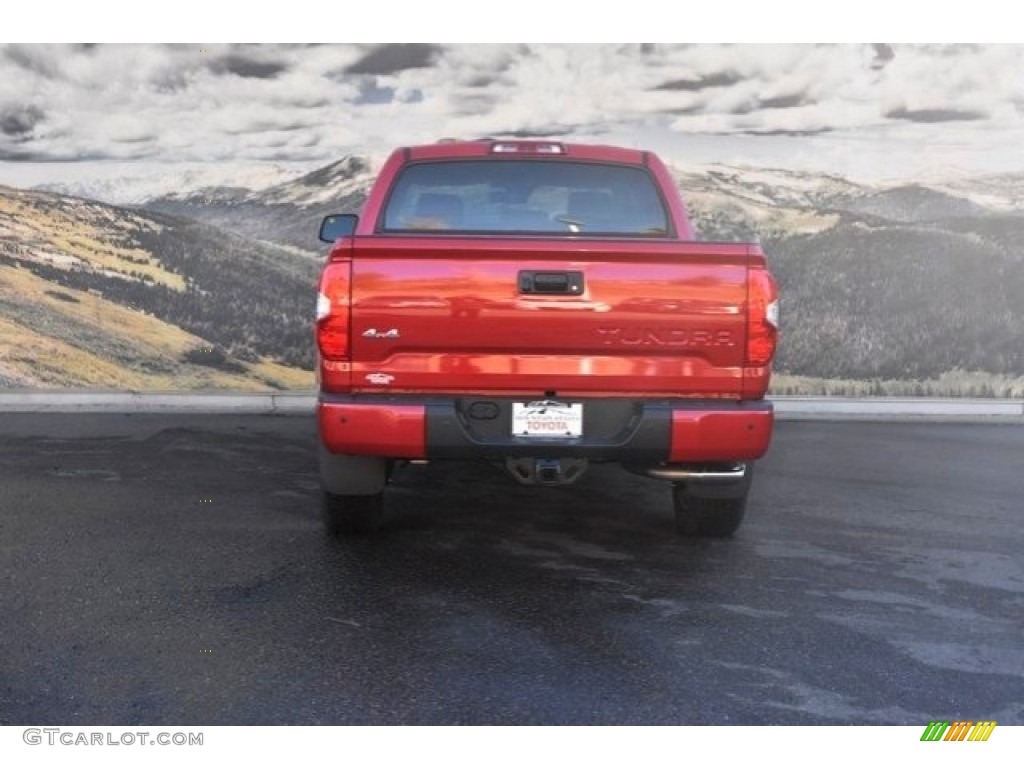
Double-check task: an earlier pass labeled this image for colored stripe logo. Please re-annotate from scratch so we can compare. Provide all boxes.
[920,721,996,742]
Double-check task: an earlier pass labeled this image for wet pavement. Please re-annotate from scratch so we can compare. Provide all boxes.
[1,414,1022,724]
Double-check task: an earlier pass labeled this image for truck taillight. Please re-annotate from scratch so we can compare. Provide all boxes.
[316,262,351,361]
[316,292,331,321]
[746,268,779,367]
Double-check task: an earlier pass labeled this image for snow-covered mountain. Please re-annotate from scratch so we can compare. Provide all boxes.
[932,174,1024,213]
[676,164,867,208]
[251,156,377,207]
[33,163,310,206]
[141,156,376,254]
[671,164,1024,241]
[676,164,1024,227]
[129,154,1024,264]
[30,151,1024,219]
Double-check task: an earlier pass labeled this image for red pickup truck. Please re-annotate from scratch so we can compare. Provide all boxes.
[315,139,778,537]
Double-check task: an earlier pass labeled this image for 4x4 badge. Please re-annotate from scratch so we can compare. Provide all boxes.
[362,328,400,339]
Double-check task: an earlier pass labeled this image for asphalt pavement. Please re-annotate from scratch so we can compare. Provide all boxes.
[1,414,1022,725]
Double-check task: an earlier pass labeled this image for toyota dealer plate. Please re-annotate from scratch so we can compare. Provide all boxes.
[512,401,583,438]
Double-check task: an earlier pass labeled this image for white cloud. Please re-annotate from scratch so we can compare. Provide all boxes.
[0,44,1022,180]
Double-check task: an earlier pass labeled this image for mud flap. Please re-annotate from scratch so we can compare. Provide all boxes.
[318,445,387,495]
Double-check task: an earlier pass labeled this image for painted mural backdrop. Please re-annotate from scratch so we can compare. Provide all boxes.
[1,44,1022,394]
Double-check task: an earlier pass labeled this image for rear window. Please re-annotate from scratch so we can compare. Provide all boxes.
[380,160,670,236]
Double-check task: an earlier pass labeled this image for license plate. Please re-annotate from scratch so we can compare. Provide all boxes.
[512,401,583,438]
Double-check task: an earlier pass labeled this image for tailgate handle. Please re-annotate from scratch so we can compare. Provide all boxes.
[519,271,584,295]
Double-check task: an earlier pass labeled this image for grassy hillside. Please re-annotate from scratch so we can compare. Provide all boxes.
[763,217,1024,380]
[0,186,315,390]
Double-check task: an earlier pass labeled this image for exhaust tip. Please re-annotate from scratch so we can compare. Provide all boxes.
[634,463,748,484]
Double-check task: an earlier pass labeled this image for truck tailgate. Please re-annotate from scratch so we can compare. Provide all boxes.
[348,237,753,398]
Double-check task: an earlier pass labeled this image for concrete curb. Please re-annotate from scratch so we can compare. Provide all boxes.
[0,391,316,414]
[0,391,1021,422]
[771,396,1024,421]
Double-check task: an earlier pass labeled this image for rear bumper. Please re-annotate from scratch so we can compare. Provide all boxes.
[318,394,773,463]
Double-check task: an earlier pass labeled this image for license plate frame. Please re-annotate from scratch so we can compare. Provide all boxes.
[512,401,583,438]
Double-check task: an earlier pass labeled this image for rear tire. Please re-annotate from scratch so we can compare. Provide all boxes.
[322,491,384,536]
[672,487,747,538]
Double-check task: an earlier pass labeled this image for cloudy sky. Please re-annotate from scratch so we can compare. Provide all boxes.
[1,43,1023,187]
